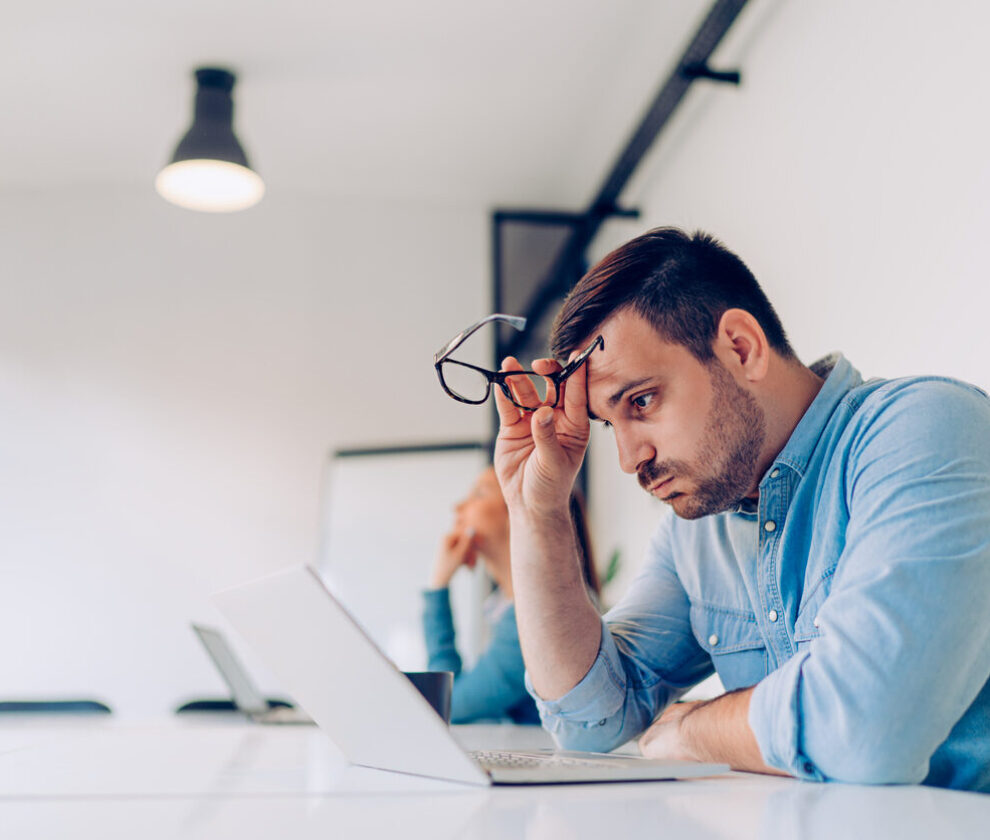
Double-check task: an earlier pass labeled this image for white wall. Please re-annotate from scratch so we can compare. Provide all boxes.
[7,0,990,714]
[588,0,990,602]
[0,186,488,715]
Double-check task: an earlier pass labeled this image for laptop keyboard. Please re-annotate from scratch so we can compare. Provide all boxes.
[470,750,617,770]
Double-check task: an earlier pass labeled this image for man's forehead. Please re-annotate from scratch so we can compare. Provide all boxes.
[585,351,656,419]
[581,311,689,416]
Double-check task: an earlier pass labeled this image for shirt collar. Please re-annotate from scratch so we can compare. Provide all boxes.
[768,353,863,480]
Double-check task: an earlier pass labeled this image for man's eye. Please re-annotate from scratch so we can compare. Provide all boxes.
[631,393,654,410]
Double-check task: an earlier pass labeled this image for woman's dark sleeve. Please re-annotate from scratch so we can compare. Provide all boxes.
[423,591,532,723]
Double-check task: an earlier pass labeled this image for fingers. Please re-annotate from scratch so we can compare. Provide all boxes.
[531,356,587,424]
[458,529,478,569]
[501,359,544,410]
[431,527,477,588]
[561,356,589,423]
[637,703,696,761]
[530,358,562,375]
[450,527,476,558]
[493,357,526,427]
[637,719,664,758]
[531,357,563,407]
[529,404,567,470]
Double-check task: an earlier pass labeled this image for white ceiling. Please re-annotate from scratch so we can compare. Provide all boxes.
[0,0,709,207]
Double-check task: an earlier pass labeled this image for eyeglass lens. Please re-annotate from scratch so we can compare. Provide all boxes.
[501,372,558,410]
[439,361,491,403]
[440,361,558,409]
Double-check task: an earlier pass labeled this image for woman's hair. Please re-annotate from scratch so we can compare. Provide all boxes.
[569,487,600,596]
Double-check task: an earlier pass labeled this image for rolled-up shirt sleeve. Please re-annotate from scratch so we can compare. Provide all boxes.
[750,381,990,785]
[528,519,714,752]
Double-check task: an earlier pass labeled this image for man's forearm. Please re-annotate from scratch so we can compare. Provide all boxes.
[680,688,788,775]
[509,507,602,700]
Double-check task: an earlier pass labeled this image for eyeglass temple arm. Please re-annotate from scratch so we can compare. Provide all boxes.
[558,335,602,372]
[434,314,527,361]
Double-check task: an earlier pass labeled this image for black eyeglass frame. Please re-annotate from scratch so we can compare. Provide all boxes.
[434,313,604,412]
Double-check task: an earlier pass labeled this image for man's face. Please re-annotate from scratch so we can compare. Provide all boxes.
[585,308,766,520]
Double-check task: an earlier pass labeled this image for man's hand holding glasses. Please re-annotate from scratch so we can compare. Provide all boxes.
[434,313,603,517]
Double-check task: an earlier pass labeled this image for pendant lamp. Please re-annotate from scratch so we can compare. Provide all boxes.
[156,68,265,213]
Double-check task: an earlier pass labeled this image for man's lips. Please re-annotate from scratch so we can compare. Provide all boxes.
[649,476,675,496]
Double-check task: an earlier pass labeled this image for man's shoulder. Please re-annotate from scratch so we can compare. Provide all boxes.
[852,372,985,403]
[843,373,987,425]
[842,374,990,460]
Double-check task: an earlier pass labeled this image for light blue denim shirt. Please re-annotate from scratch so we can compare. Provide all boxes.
[529,355,990,792]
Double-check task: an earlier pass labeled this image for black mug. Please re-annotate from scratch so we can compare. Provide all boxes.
[402,670,453,724]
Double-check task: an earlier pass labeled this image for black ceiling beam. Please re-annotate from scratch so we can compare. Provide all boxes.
[494,207,640,227]
[503,0,749,359]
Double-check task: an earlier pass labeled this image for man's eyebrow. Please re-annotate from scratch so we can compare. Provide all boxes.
[586,377,655,423]
[607,378,654,408]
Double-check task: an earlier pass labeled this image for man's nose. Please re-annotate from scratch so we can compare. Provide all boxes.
[615,427,655,475]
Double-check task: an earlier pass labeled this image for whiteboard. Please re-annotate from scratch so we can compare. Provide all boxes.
[317,445,490,671]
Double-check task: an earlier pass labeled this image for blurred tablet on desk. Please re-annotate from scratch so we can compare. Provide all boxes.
[191,624,313,725]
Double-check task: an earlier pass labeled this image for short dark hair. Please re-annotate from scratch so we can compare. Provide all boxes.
[550,227,795,362]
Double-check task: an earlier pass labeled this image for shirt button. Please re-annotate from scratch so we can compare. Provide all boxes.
[768,609,778,622]
[770,469,780,479]
[813,617,820,628]
[708,634,719,647]
[764,520,777,532]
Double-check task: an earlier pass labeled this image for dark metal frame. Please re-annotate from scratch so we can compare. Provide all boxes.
[341,1,751,474]
[492,0,748,367]
[487,0,749,491]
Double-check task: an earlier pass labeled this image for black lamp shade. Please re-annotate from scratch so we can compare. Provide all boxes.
[170,69,250,167]
[156,67,264,212]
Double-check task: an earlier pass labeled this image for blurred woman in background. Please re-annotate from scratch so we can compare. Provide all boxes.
[422,467,599,723]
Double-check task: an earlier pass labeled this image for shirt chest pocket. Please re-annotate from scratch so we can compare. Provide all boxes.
[690,605,768,692]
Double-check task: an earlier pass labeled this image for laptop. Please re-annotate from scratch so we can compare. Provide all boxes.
[213,565,729,785]
[191,623,313,724]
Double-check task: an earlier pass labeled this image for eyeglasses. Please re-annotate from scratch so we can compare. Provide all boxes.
[434,313,603,411]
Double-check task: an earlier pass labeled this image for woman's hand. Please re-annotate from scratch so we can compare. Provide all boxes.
[429,527,477,589]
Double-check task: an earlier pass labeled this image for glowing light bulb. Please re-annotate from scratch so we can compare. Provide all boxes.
[156,159,265,212]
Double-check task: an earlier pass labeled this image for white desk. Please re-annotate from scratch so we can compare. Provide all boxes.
[0,716,987,839]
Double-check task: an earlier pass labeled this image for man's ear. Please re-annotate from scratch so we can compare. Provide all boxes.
[713,309,770,382]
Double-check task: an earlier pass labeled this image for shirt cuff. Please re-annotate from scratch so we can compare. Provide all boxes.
[749,650,825,781]
[422,587,452,605]
[525,618,627,723]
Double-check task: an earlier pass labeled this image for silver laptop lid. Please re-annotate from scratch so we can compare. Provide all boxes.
[213,565,489,786]
[192,624,270,715]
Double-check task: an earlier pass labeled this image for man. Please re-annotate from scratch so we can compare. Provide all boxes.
[492,227,990,791]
